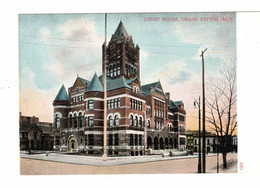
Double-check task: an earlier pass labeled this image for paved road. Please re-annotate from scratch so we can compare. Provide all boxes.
[20,153,237,175]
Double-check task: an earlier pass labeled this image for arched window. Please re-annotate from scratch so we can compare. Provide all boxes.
[55,114,61,129]
[69,114,72,128]
[109,116,113,126]
[130,115,133,126]
[113,64,116,77]
[74,113,77,128]
[135,116,138,127]
[139,117,142,127]
[115,115,119,126]
[147,120,151,128]
[79,112,82,128]
[117,63,120,75]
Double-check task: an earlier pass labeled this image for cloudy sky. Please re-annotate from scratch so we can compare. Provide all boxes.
[19,13,236,130]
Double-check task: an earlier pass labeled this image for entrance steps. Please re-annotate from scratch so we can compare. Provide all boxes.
[149,149,187,157]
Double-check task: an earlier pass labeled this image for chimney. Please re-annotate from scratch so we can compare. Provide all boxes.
[165,92,170,104]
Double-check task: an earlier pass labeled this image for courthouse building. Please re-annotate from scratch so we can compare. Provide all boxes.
[52,21,187,156]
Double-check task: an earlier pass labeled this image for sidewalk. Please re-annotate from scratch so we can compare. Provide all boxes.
[20,151,217,167]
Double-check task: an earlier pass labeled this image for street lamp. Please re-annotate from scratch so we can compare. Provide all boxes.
[194,97,202,173]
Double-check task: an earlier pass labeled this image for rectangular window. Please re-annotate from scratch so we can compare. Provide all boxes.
[88,100,94,109]
[115,134,119,146]
[139,135,142,145]
[111,99,114,109]
[117,98,120,108]
[130,134,133,146]
[130,98,132,108]
[88,116,94,127]
[179,115,185,122]
[207,139,210,145]
[135,134,138,146]
[109,134,113,146]
[114,98,117,108]
[107,100,110,109]
[137,101,140,110]
[140,102,142,111]
[88,134,94,146]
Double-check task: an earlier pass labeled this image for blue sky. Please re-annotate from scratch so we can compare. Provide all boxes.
[19,13,236,127]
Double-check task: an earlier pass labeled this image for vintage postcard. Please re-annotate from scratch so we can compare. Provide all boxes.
[19,12,237,175]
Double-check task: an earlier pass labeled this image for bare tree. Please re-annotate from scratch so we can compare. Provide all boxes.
[206,61,237,168]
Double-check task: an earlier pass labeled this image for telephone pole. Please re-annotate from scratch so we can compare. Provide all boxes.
[194,97,202,173]
[200,48,207,173]
[102,13,107,160]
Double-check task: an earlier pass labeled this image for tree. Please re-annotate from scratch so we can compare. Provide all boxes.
[206,61,237,168]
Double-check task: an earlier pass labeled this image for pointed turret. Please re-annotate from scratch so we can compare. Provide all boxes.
[86,73,104,92]
[54,85,69,101]
[114,21,129,42]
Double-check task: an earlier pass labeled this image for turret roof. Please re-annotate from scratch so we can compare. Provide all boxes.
[54,85,69,101]
[86,73,104,92]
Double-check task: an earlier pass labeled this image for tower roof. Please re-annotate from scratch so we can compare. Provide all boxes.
[54,85,69,101]
[114,21,129,42]
[86,73,104,92]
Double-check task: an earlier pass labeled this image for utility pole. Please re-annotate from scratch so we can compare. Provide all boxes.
[102,13,107,160]
[200,48,207,173]
[194,97,202,173]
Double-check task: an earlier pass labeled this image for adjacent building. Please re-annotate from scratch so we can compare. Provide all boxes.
[52,21,186,156]
[19,113,54,150]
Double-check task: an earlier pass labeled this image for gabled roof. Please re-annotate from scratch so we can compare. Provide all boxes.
[54,85,69,101]
[86,73,104,92]
[125,76,138,85]
[141,81,159,96]
[174,101,183,106]
[169,100,179,109]
[79,77,90,85]
[107,76,132,91]
[98,75,132,91]
[114,21,129,42]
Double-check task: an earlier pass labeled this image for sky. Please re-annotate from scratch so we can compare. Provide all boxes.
[19,12,236,130]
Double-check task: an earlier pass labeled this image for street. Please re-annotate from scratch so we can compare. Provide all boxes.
[20,153,237,175]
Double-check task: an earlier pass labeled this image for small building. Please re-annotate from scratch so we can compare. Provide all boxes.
[19,112,54,150]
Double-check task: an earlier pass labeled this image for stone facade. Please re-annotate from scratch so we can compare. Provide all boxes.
[52,21,187,156]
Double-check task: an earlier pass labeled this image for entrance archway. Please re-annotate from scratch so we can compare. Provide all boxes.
[68,136,78,151]
[147,136,152,149]
[160,137,164,149]
[154,137,158,150]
